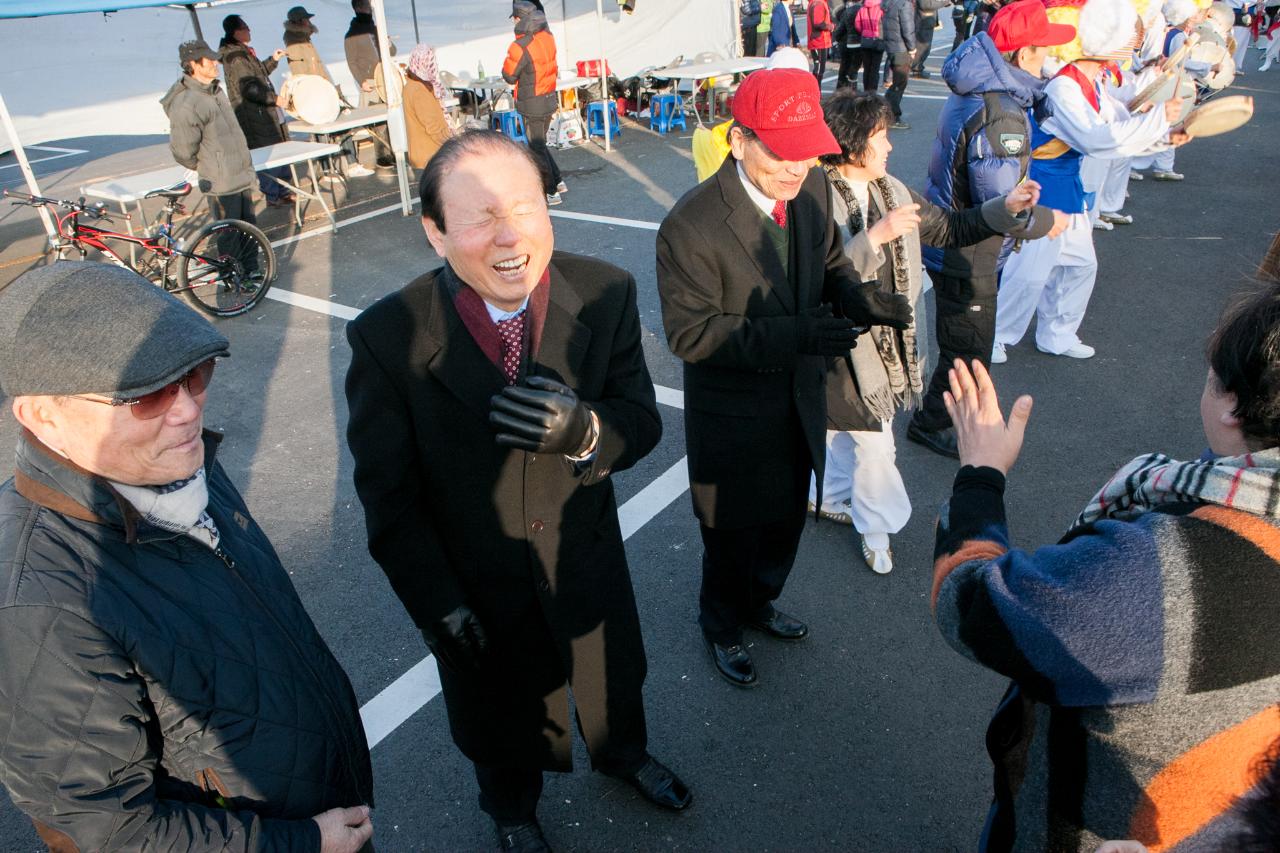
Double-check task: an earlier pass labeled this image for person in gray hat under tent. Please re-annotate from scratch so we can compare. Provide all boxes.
[0,262,375,853]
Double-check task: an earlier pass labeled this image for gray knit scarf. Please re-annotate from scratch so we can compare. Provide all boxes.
[111,468,221,550]
[825,165,923,421]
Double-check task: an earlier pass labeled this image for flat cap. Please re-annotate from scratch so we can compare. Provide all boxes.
[0,262,230,400]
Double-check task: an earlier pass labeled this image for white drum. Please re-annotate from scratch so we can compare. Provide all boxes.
[374,61,407,104]
[282,75,342,125]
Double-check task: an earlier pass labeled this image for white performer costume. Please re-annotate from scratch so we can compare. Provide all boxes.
[1132,0,1209,174]
[996,0,1171,356]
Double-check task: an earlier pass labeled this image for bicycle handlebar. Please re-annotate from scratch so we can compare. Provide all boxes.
[2,189,124,221]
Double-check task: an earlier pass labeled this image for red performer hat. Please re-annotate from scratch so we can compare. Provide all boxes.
[730,68,840,161]
[987,0,1079,50]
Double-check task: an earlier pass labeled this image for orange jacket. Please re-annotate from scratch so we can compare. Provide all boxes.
[502,30,558,116]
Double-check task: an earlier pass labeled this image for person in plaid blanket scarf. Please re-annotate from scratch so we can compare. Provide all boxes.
[929,278,1280,851]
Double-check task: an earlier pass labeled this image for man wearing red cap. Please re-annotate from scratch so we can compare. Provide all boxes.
[656,68,912,688]
[910,0,1074,458]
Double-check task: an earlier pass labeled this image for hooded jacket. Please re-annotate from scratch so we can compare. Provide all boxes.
[161,74,256,196]
[0,431,374,852]
[502,1,558,117]
[922,33,1052,277]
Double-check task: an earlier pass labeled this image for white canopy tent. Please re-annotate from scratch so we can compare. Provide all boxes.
[1,0,737,236]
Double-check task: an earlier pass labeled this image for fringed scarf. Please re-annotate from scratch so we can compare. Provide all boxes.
[1072,448,1280,532]
[825,165,924,421]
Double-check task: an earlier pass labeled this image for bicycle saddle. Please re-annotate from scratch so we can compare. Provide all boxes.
[144,181,193,200]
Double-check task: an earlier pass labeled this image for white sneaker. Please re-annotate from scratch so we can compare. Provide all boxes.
[546,192,563,206]
[1129,170,1144,181]
[1100,211,1133,225]
[1038,341,1096,359]
[1152,170,1184,181]
[347,163,375,177]
[859,534,893,575]
[555,181,568,194]
[991,342,1008,364]
[1093,218,1114,231]
[1261,61,1273,71]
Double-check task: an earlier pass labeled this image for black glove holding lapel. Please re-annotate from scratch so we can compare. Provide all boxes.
[490,375,594,455]
[796,304,862,356]
[422,604,488,674]
[841,281,913,330]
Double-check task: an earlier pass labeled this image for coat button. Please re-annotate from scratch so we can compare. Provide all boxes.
[531,520,544,533]
[538,579,550,593]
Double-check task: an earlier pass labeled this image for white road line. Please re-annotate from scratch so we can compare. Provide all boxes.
[0,144,88,170]
[263,286,362,320]
[360,450,692,748]
[654,384,685,410]
[550,209,661,231]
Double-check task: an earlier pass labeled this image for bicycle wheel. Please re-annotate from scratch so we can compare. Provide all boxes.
[176,218,276,317]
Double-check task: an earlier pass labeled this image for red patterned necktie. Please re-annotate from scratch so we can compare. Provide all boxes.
[495,311,526,385]
[771,199,787,229]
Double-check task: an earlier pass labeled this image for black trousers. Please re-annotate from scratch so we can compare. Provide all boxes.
[915,268,999,432]
[812,47,829,82]
[698,500,808,645]
[743,27,759,57]
[475,743,647,824]
[206,190,260,274]
[836,44,860,88]
[521,113,563,195]
[853,46,885,90]
[884,51,912,118]
[951,13,973,53]
[912,16,937,71]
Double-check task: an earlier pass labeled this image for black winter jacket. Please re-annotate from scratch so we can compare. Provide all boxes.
[219,40,286,149]
[0,431,373,852]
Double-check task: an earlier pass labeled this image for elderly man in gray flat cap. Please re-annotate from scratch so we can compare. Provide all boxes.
[0,262,374,853]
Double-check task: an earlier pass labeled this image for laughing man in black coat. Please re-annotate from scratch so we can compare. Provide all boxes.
[345,131,691,853]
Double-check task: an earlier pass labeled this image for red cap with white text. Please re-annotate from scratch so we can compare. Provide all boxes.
[731,68,840,162]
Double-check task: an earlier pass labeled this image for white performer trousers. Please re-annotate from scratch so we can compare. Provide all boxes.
[1131,147,1176,172]
[995,212,1097,353]
[1098,156,1131,214]
[1080,155,1108,224]
[1264,31,1280,66]
[1233,25,1252,69]
[809,424,911,549]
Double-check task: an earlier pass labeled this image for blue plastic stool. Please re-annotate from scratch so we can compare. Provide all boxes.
[490,110,528,144]
[648,93,687,133]
[586,100,621,138]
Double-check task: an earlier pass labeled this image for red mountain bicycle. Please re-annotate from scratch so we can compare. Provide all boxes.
[5,182,275,318]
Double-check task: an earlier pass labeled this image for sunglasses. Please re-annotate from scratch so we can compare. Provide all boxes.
[77,359,217,420]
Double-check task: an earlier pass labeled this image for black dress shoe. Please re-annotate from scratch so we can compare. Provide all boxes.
[619,755,693,811]
[703,635,758,687]
[495,819,552,852]
[906,418,960,460]
[747,608,809,641]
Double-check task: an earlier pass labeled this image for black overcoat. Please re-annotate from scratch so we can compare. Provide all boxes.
[345,252,661,771]
[656,156,869,529]
[219,42,286,149]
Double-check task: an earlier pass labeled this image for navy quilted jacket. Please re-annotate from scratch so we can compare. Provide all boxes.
[0,431,373,852]
[922,33,1047,277]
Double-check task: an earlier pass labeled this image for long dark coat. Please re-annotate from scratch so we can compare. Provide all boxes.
[219,41,286,148]
[656,156,869,529]
[345,252,661,771]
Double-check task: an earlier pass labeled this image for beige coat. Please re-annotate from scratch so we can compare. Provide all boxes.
[404,80,451,170]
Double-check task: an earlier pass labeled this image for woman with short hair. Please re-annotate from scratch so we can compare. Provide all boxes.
[813,90,1040,573]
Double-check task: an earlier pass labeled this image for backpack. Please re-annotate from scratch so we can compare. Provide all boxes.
[855,3,886,49]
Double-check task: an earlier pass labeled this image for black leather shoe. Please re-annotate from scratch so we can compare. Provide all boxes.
[906,418,960,459]
[747,608,809,641]
[619,755,693,811]
[495,819,552,853]
[704,635,758,687]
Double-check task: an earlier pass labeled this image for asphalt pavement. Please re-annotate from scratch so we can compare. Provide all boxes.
[0,27,1278,852]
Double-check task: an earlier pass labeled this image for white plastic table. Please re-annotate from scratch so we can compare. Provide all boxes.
[82,140,343,234]
[287,105,388,137]
[648,57,768,124]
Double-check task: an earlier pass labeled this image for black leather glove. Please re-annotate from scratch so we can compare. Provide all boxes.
[840,282,913,330]
[421,604,488,674]
[796,304,862,356]
[490,375,594,455]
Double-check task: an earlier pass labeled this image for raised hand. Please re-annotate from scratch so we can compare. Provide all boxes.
[1004,180,1041,215]
[867,203,922,247]
[942,358,1033,474]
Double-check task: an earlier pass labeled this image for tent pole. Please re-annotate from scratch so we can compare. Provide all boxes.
[596,0,611,153]
[185,4,203,41]
[0,91,56,244]
[409,0,420,43]
[371,0,411,215]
